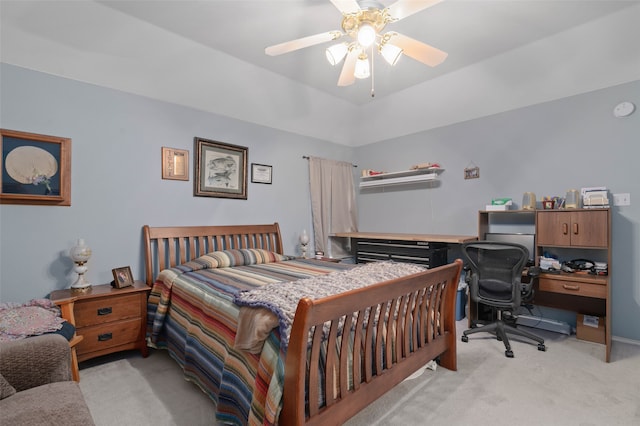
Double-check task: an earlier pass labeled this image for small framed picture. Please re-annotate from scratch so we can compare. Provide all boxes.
[112,266,134,289]
[251,163,272,184]
[161,147,189,181]
[464,166,480,180]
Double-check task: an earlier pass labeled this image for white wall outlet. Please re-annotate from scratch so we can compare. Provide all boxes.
[613,193,631,206]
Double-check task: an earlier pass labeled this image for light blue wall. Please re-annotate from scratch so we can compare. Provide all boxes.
[0,64,353,301]
[354,80,640,341]
[1,64,638,342]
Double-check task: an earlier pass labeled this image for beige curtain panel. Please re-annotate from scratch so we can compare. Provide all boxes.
[308,157,358,258]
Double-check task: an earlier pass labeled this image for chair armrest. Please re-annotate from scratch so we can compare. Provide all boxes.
[53,296,78,326]
[527,266,541,278]
[0,334,71,392]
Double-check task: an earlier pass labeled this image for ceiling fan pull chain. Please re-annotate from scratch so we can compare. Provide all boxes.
[370,45,375,98]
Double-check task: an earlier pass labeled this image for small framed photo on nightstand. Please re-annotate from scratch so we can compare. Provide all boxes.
[112,266,134,289]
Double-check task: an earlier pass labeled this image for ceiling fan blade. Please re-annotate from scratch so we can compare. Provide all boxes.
[386,0,443,20]
[389,33,447,67]
[265,31,342,56]
[330,0,361,15]
[337,49,358,86]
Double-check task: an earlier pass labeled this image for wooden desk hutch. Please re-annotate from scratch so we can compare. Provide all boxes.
[477,209,612,362]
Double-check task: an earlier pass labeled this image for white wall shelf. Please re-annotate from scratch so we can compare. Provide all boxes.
[359,168,444,188]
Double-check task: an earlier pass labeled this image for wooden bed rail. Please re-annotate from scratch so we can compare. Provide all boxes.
[281,259,462,426]
[142,223,283,285]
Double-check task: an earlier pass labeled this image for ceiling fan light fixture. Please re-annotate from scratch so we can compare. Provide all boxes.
[354,53,370,79]
[380,43,403,66]
[357,23,376,47]
[325,43,349,65]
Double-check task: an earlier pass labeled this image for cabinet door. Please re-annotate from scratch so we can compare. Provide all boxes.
[536,211,571,246]
[570,210,608,247]
[537,210,609,248]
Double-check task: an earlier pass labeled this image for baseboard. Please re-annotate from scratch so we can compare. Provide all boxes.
[516,314,571,335]
[612,335,640,346]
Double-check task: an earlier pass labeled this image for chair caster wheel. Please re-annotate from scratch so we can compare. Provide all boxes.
[538,344,546,351]
[461,335,469,343]
[505,350,514,358]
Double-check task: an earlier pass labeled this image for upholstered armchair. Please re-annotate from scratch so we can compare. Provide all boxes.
[0,333,95,425]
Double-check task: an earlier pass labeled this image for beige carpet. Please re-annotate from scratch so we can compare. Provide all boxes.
[79,351,216,426]
[80,360,174,425]
[79,320,640,426]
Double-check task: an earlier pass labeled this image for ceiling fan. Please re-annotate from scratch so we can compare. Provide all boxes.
[265,0,448,87]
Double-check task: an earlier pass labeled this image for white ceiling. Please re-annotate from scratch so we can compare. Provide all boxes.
[2,0,639,146]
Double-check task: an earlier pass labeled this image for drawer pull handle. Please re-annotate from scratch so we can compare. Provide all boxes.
[98,333,113,341]
[97,307,112,316]
[562,223,568,235]
[562,284,580,291]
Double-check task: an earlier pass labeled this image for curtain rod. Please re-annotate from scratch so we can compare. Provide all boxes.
[302,156,358,168]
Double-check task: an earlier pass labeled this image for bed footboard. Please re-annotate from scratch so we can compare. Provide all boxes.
[281,259,462,426]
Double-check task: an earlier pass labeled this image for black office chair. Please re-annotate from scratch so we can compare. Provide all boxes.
[461,241,546,358]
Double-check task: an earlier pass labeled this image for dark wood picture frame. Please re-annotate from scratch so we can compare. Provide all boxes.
[251,163,272,184]
[112,266,134,289]
[161,147,189,181]
[194,137,247,199]
[1,129,71,206]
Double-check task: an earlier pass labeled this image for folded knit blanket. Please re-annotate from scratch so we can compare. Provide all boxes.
[0,299,65,342]
[234,261,426,352]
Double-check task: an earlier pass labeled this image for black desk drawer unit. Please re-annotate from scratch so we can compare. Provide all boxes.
[354,239,448,268]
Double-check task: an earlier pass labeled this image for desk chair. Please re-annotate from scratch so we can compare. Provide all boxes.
[461,241,546,358]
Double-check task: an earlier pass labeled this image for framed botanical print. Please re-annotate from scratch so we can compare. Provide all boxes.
[194,137,248,199]
[1,129,71,206]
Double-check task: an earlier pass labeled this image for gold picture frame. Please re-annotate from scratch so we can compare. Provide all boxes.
[112,266,134,289]
[1,129,71,206]
[194,137,248,199]
[162,147,189,181]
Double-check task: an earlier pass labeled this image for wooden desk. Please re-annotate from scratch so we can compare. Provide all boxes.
[333,232,477,267]
[333,232,478,244]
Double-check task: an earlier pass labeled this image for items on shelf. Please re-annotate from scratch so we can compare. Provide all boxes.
[539,256,561,271]
[359,167,444,188]
[522,192,536,210]
[410,162,440,170]
[542,196,564,209]
[582,187,610,208]
[361,169,385,177]
[485,197,512,211]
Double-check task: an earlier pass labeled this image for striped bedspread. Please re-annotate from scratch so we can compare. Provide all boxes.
[147,255,352,426]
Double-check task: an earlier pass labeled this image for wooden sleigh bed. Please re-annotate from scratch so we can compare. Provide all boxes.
[143,223,461,426]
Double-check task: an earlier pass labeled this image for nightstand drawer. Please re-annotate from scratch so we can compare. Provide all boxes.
[75,294,141,326]
[539,277,606,299]
[77,318,142,354]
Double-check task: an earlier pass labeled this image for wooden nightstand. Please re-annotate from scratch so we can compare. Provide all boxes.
[50,281,150,362]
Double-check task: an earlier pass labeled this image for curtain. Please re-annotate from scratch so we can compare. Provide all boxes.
[308,157,358,258]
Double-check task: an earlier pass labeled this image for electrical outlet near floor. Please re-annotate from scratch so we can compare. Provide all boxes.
[613,193,631,206]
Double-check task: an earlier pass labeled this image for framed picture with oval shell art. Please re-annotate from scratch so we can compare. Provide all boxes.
[1,129,71,206]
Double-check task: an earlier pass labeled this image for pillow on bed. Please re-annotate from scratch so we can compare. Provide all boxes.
[185,249,293,270]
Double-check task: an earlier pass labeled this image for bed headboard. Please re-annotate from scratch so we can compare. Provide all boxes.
[142,223,284,285]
